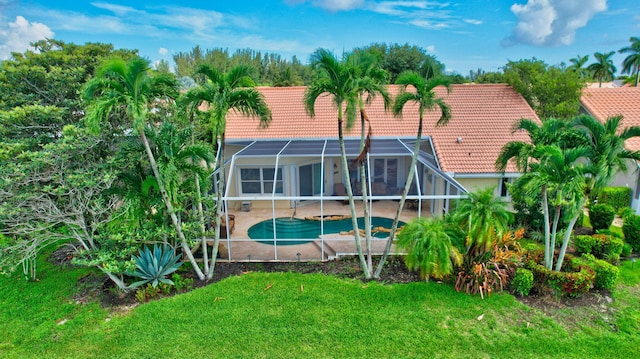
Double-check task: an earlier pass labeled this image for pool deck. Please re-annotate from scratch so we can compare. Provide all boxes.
[212,200,430,262]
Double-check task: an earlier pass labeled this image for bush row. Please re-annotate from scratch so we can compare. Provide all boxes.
[598,186,632,210]
[623,214,640,252]
[573,233,624,262]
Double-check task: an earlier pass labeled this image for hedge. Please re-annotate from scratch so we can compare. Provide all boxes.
[622,213,640,252]
[589,203,615,231]
[598,186,632,210]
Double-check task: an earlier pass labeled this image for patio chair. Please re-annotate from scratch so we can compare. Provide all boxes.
[333,182,349,204]
[333,182,347,196]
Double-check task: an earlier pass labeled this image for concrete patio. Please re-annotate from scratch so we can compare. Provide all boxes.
[211,200,431,262]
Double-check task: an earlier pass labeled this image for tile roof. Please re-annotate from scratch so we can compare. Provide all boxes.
[225,84,539,174]
[580,87,640,152]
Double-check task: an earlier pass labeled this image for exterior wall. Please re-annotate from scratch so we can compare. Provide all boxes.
[609,160,640,213]
[455,177,501,196]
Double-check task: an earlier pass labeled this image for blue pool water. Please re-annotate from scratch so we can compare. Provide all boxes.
[248,216,404,245]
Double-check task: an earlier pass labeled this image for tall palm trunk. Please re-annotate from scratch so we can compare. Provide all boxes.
[549,204,562,269]
[207,134,225,280]
[555,199,584,271]
[338,111,370,278]
[374,115,424,278]
[140,130,205,280]
[358,109,373,273]
[541,185,551,269]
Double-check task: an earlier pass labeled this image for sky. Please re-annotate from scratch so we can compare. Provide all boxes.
[0,0,638,75]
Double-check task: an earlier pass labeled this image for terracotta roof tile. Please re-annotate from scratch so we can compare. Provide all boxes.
[226,84,539,174]
[580,87,640,151]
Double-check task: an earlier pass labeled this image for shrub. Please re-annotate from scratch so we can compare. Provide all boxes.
[455,229,525,298]
[598,187,632,210]
[621,243,633,258]
[511,268,534,296]
[622,214,640,252]
[618,207,634,221]
[589,204,615,231]
[593,235,624,262]
[574,233,623,263]
[579,254,620,291]
[574,235,596,255]
[525,252,595,297]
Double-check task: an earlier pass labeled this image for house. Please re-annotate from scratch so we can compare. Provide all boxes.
[213,84,538,260]
[580,87,640,212]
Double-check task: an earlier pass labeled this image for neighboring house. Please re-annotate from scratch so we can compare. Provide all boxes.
[580,87,640,212]
[221,84,539,215]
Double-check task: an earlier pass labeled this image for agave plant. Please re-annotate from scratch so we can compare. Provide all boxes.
[130,244,183,288]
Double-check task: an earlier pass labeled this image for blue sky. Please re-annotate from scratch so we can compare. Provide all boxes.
[1,0,638,75]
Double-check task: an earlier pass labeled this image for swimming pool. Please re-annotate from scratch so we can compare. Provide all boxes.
[247,216,404,245]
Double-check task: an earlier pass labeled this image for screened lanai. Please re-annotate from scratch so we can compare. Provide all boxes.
[212,137,468,261]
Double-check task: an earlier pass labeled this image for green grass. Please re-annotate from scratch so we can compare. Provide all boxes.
[2,256,640,358]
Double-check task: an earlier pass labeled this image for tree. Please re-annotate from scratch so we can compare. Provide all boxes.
[356,43,445,82]
[495,118,572,173]
[571,114,640,199]
[518,145,588,270]
[502,59,584,119]
[587,51,617,87]
[395,217,461,280]
[619,36,640,87]
[81,57,210,279]
[374,70,451,278]
[0,126,135,287]
[568,54,590,79]
[305,49,373,276]
[345,50,392,277]
[180,64,271,280]
[0,40,136,151]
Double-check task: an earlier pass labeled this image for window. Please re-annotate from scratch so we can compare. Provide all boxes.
[499,177,511,197]
[240,167,283,195]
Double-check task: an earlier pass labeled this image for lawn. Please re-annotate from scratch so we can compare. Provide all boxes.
[1,254,639,359]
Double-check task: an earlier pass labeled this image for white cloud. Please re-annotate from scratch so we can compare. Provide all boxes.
[0,16,54,60]
[311,0,365,11]
[463,18,482,25]
[91,2,141,17]
[426,45,436,53]
[158,47,168,55]
[368,1,461,30]
[503,0,607,47]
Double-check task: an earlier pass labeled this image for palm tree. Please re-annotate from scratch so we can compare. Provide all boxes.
[495,118,574,173]
[396,217,462,280]
[518,145,588,270]
[346,51,391,275]
[82,57,208,279]
[180,64,271,280]
[449,187,512,261]
[304,49,374,277]
[568,54,590,79]
[147,121,213,209]
[374,70,451,278]
[619,36,640,87]
[587,51,617,87]
[572,114,640,200]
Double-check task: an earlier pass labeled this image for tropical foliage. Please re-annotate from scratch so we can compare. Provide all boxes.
[181,63,271,280]
[619,36,640,86]
[129,244,182,288]
[396,217,461,280]
[376,69,451,277]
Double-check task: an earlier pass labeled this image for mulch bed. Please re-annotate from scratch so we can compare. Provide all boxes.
[51,246,616,317]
